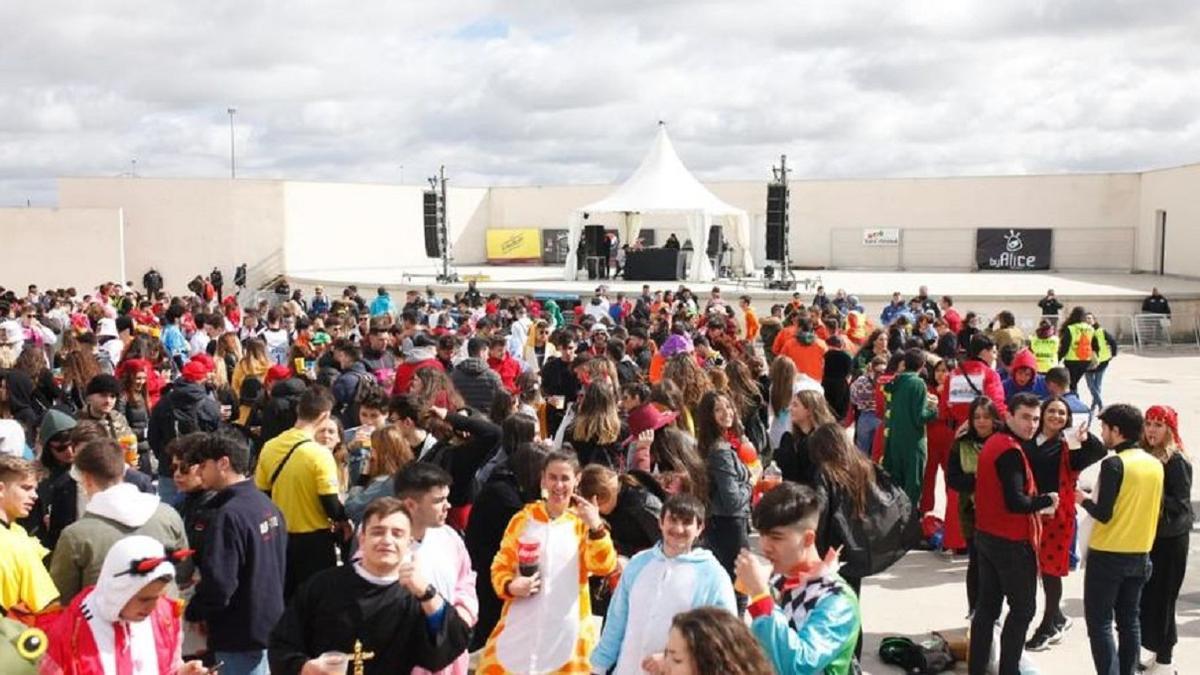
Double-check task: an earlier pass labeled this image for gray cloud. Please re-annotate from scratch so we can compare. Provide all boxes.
[1,0,1198,205]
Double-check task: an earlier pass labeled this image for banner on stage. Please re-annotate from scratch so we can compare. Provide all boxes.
[862,228,900,246]
[487,228,542,264]
[975,228,1052,271]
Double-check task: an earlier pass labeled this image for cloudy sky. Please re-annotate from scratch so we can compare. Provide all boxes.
[2,0,1198,205]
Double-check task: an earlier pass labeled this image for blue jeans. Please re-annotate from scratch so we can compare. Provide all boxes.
[1084,550,1151,675]
[854,410,880,456]
[213,649,269,675]
[1085,362,1108,411]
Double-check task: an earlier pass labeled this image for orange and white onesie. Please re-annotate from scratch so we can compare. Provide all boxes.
[477,501,617,674]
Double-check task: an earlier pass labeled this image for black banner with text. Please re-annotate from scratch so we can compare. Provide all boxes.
[975,228,1052,271]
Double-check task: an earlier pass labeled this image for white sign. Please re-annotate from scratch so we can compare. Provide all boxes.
[947,372,987,405]
[862,228,900,246]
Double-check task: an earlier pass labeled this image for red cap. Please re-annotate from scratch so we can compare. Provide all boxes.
[180,361,209,383]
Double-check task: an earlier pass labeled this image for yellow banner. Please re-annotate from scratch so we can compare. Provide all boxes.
[486,228,541,261]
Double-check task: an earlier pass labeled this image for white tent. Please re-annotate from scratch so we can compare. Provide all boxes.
[564,123,755,282]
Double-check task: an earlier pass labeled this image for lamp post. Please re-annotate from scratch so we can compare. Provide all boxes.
[227,107,237,178]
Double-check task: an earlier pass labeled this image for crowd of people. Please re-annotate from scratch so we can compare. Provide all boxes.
[0,273,1190,675]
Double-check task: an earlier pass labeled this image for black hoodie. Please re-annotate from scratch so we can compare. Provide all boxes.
[148,379,222,475]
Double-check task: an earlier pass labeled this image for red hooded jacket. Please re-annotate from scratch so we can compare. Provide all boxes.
[939,357,1007,426]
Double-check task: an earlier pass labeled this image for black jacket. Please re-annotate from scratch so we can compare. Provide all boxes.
[449,358,503,413]
[421,412,501,508]
[185,480,288,652]
[259,378,307,444]
[1156,453,1193,539]
[605,482,663,557]
[147,380,223,475]
[463,466,528,650]
[776,429,818,487]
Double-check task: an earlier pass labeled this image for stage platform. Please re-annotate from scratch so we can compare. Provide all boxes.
[286,264,1200,337]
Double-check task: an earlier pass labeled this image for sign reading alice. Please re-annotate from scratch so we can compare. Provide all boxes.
[862,228,901,246]
[975,228,1052,271]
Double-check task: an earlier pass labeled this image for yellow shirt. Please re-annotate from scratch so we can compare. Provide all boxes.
[254,428,340,533]
[0,519,60,612]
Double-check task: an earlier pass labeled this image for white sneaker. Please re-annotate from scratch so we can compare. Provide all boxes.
[1144,663,1177,675]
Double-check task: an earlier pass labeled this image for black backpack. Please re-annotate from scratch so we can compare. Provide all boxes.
[210,268,223,288]
[879,635,956,674]
[143,269,163,295]
[829,465,922,578]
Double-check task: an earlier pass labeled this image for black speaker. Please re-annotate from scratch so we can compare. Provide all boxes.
[423,190,441,257]
[765,183,788,262]
[706,225,722,256]
[584,225,606,255]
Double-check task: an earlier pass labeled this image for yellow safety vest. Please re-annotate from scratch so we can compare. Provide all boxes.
[1095,329,1113,363]
[1066,323,1095,361]
[1088,449,1163,554]
[1029,335,1059,373]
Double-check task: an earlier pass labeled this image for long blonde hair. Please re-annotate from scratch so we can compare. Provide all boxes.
[573,383,621,445]
[769,357,796,416]
[792,389,837,433]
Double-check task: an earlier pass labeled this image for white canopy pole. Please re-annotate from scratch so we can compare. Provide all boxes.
[564,211,584,281]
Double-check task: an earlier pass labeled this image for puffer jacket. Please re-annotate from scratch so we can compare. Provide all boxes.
[450,357,504,413]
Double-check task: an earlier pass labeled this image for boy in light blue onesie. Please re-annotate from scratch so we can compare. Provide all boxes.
[736,482,861,675]
[591,494,736,675]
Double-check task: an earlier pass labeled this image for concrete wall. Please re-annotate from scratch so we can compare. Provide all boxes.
[487,172,1143,270]
[0,164,1179,293]
[281,181,489,278]
[1138,164,1200,277]
[59,177,287,294]
[0,207,124,289]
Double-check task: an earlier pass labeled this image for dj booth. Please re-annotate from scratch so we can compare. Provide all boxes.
[623,248,687,281]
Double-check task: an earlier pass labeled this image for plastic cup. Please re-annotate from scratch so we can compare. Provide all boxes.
[317,651,349,674]
[118,434,139,466]
[517,537,541,578]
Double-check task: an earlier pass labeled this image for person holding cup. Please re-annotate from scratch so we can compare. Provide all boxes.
[268,497,471,675]
[477,449,618,674]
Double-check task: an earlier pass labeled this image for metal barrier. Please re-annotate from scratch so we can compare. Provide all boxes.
[1133,314,1172,351]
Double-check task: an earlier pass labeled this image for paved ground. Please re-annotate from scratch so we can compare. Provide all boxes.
[293,264,1200,301]
[859,352,1200,673]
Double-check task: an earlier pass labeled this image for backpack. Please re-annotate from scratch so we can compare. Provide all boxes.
[335,370,387,423]
[829,464,922,578]
[879,634,956,674]
[210,269,223,288]
[143,269,163,294]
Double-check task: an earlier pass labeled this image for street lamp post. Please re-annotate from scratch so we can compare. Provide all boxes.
[227,107,237,178]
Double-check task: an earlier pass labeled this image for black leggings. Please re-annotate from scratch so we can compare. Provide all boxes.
[845,575,863,658]
[1037,574,1067,632]
[1064,360,1089,392]
[966,537,978,614]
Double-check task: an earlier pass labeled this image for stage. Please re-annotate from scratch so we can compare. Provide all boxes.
[283,264,1200,338]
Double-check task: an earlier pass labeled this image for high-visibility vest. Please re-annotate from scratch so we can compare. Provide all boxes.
[1066,323,1095,361]
[1095,329,1113,363]
[1029,335,1059,373]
